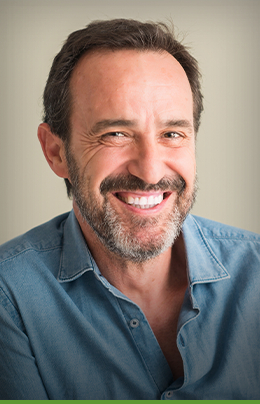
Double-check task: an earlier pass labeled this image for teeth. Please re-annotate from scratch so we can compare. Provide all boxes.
[139,197,147,205]
[148,195,154,205]
[119,194,164,209]
[128,196,135,204]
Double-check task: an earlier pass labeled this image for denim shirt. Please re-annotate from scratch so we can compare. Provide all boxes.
[0,210,259,399]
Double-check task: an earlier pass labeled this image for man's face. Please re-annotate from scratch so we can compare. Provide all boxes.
[66,50,197,262]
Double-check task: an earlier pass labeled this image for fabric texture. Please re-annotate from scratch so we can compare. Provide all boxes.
[0,210,259,399]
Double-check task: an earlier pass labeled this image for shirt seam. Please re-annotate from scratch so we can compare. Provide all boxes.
[0,285,27,333]
[204,235,260,243]
[0,245,62,266]
[0,284,18,311]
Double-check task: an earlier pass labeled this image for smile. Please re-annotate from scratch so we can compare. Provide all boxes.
[115,192,169,210]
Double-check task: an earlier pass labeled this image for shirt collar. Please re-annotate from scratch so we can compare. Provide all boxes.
[182,215,230,285]
[57,210,230,285]
[57,210,96,282]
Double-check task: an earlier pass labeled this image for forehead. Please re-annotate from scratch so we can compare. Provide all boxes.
[70,49,193,123]
[71,48,191,88]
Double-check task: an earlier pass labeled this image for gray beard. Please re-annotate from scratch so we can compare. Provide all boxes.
[66,147,197,263]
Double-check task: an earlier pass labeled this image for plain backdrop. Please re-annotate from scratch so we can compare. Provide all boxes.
[0,0,259,244]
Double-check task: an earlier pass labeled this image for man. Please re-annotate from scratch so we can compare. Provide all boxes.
[0,19,259,399]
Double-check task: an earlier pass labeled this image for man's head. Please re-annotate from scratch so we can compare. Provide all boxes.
[38,19,202,262]
[42,19,203,198]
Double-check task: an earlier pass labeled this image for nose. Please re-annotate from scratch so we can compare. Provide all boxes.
[127,138,167,185]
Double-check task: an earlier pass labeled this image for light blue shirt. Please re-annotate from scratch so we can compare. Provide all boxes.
[0,210,259,399]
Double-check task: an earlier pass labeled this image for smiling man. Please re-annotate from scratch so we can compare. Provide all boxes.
[0,19,260,400]
[59,49,197,263]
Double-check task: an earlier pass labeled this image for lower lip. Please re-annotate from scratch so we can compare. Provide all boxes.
[113,193,172,215]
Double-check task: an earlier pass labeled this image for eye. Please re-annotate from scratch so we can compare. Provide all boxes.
[163,131,181,139]
[100,131,130,147]
[104,131,125,137]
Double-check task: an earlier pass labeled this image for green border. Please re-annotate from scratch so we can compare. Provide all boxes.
[2,401,260,403]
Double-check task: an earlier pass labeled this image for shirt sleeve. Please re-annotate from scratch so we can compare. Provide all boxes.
[0,291,49,399]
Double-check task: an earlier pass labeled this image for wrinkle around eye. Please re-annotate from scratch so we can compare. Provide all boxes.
[72,130,106,160]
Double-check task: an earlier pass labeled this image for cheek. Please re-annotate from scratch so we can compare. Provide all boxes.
[168,147,196,184]
[82,147,129,191]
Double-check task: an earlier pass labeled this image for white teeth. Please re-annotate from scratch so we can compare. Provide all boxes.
[139,197,147,206]
[128,196,135,204]
[147,195,154,205]
[120,194,164,209]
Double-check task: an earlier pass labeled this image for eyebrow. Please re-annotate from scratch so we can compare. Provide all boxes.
[91,119,137,134]
[90,118,193,134]
[162,119,194,130]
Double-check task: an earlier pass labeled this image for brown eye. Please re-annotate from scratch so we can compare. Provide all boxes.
[164,132,181,138]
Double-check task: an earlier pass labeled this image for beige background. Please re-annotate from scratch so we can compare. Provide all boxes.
[0,0,259,244]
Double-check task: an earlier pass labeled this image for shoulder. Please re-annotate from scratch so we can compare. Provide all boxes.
[191,214,260,243]
[189,214,260,278]
[0,212,70,268]
[0,212,71,331]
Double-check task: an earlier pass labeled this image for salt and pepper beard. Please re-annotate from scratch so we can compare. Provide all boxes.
[65,146,197,263]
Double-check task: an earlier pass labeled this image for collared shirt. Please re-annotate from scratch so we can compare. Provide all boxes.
[0,210,259,399]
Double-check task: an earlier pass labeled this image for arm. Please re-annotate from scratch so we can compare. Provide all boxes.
[0,292,49,399]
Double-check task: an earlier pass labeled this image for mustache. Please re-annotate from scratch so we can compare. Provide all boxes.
[100,174,186,195]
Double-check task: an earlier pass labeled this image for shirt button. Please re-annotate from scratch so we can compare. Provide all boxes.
[166,390,174,398]
[129,318,139,328]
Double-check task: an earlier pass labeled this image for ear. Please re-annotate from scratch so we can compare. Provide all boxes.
[37,123,69,179]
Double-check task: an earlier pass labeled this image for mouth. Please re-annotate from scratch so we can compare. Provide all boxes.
[114,191,171,210]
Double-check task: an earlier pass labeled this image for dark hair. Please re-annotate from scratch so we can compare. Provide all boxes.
[43,19,203,197]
